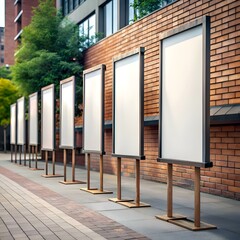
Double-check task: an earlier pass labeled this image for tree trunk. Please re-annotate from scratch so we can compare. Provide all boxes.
[4,127,7,153]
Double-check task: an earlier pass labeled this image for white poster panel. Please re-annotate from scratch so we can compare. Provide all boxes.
[10,103,16,144]
[113,49,144,158]
[41,85,54,150]
[29,92,38,145]
[161,24,208,164]
[60,77,75,148]
[17,97,25,145]
[83,68,103,153]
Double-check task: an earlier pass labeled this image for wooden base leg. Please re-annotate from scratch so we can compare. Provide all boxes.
[59,149,85,185]
[109,157,133,203]
[30,146,43,171]
[15,144,17,164]
[156,163,186,221]
[81,154,112,194]
[19,146,22,165]
[42,150,62,177]
[11,145,13,162]
[24,145,26,166]
[28,145,31,168]
[166,167,217,231]
[118,159,150,208]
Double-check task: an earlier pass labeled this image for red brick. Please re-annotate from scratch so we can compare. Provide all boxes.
[228,186,240,193]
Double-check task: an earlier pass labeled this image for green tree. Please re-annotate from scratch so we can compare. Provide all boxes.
[130,0,169,21]
[12,0,84,114]
[0,66,11,79]
[0,78,19,152]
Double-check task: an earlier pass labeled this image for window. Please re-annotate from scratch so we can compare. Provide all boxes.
[103,0,117,37]
[63,0,69,16]
[79,14,96,47]
[128,0,135,23]
[1,57,4,63]
[69,0,73,12]
[1,45,4,51]
[63,0,86,16]
[73,0,78,9]
[129,0,176,21]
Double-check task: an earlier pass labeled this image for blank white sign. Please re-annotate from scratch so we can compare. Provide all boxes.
[84,69,102,152]
[17,97,25,145]
[60,79,74,148]
[10,104,16,144]
[161,25,203,163]
[42,86,54,150]
[114,54,140,157]
[29,93,38,145]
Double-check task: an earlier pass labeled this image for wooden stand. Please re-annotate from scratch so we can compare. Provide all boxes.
[109,158,150,208]
[59,149,85,184]
[23,145,27,166]
[28,145,31,168]
[41,150,62,177]
[156,163,186,221]
[29,146,43,171]
[14,144,17,164]
[15,145,22,166]
[10,145,13,162]
[15,145,27,167]
[156,165,216,231]
[81,153,112,194]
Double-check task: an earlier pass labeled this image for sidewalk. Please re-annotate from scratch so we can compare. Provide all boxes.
[0,153,239,240]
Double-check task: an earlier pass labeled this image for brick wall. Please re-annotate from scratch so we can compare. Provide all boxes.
[80,0,240,199]
[4,1,15,65]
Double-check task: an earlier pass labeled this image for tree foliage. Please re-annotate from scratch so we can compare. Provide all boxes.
[0,79,19,127]
[0,66,11,79]
[12,0,84,114]
[130,0,170,21]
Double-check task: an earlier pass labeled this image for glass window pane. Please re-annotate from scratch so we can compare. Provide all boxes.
[79,23,84,35]
[129,0,134,23]
[105,1,113,37]
[64,0,68,16]
[113,0,117,33]
[89,14,96,40]
[69,0,73,12]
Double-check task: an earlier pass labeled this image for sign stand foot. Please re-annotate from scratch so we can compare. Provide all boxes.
[157,165,216,231]
[118,159,150,208]
[42,150,62,177]
[31,146,44,171]
[59,149,85,184]
[81,154,112,194]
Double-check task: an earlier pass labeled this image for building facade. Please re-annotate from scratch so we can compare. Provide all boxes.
[57,0,240,200]
[0,27,4,66]
[4,0,39,65]
[57,0,175,41]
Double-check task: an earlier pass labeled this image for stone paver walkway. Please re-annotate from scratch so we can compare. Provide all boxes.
[0,174,106,240]
[0,166,148,240]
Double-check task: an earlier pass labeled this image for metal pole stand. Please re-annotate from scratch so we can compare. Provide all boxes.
[81,154,113,194]
[59,149,85,184]
[41,150,62,177]
[30,146,44,171]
